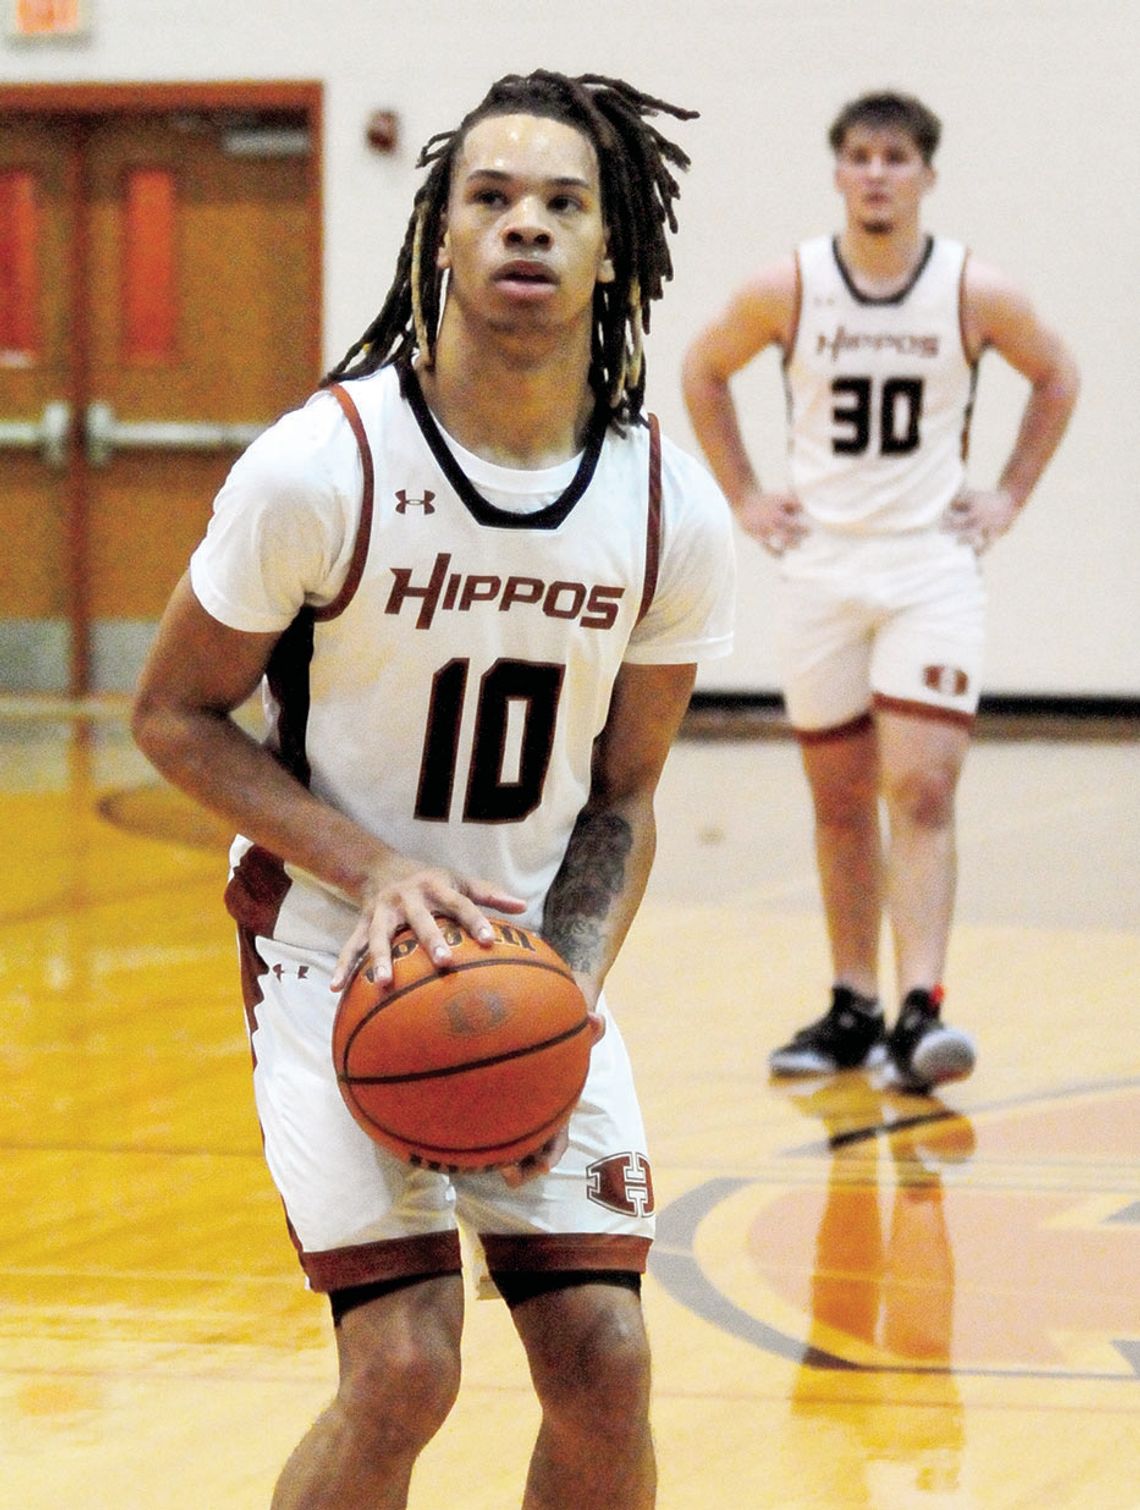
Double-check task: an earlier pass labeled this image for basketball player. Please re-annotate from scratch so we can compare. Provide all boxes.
[132,73,733,1509]
[683,91,1077,1092]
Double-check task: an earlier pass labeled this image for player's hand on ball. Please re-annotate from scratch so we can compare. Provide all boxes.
[331,862,526,990]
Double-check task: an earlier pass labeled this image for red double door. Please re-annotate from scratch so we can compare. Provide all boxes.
[0,84,321,693]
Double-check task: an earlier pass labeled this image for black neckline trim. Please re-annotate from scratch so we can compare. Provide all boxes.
[399,363,609,530]
[831,235,935,306]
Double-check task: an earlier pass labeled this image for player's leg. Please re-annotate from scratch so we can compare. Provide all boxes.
[273,1275,465,1510]
[875,706,970,994]
[509,1277,654,1509]
[770,542,885,1073]
[874,705,976,1089]
[459,1002,656,1506]
[869,532,984,1088]
[241,933,466,1505]
[800,714,883,1001]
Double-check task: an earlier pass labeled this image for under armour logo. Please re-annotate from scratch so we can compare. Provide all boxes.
[586,1152,655,1218]
[395,488,436,514]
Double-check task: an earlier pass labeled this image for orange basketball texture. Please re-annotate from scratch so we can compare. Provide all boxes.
[333,922,592,1170]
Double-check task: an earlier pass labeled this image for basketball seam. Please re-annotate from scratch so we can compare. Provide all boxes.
[339,1016,590,1085]
[341,955,578,1064]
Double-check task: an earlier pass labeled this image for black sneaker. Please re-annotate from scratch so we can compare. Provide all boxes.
[769,986,887,1076]
[885,987,976,1092]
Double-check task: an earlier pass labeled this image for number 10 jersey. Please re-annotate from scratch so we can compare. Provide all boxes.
[189,363,734,954]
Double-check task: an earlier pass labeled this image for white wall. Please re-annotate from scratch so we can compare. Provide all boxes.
[5,0,1136,695]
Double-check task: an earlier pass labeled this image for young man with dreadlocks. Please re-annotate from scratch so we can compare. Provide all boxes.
[133,72,733,1507]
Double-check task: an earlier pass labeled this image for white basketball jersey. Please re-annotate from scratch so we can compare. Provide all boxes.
[190,364,734,954]
[785,235,976,533]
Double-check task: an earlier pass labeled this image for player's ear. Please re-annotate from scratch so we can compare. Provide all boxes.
[437,216,451,271]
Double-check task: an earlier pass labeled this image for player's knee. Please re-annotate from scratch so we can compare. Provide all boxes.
[338,1329,462,1452]
[530,1296,651,1424]
[885,763,957,828]
[811,775,878,828]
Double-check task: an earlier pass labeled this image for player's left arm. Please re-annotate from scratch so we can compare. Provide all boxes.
[543,660,697,1008]
[497,660,696,1186]
[948,262,1081,552]
[948,258,1080,549]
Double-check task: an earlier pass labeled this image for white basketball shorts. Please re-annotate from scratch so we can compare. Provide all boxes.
[240,933,655,1294]
[774,526,986,733]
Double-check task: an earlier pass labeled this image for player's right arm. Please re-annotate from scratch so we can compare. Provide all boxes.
[681,256,807,554]
[131,574,524,987]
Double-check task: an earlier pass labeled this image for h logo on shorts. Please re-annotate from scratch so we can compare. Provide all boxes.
[586,1152,655,1217]
[923,664,969,697]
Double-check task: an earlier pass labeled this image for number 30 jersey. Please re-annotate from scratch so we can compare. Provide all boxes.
[189,363,734,953]
[785,234,977,534]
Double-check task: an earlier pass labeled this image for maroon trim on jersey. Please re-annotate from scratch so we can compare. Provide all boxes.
[480,1232,652,1274]
[636,413,663,625]
[957,249,975,366]
[318,383,375,621]
[224,623,319,957]
[873,692,976,730]
[263,609,317,788]
[301,1230,463,1293]
[231,919,273,1048]
[785,250,804,365]
[794,709,874,745]
[226,844,294,936]
[958,252,979,462]
[226,864,293,1049]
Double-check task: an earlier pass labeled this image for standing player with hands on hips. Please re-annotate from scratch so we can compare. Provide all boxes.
[683,90,1077,1093]
[132,72,734,1509]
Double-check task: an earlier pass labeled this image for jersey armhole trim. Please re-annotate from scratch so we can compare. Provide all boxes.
[635,414,662,625]
[958,247,975,366]
[784,249,804,367]
[315,383,375,622]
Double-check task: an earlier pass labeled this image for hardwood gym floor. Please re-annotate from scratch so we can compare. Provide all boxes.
[1,701,1137,1507]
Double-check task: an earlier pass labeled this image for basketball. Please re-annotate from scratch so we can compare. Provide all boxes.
[333,920,592,1171]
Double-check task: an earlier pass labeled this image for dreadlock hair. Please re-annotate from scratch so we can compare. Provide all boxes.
[322,71,697,430]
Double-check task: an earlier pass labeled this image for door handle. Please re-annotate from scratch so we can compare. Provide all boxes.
[84,401,268,467]
[0,400,72,469]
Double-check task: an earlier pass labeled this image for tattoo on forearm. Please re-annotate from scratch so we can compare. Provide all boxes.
[544,810,634,972]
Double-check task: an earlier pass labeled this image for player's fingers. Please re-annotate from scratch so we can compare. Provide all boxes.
[468,882,529,916]
[448,881,528,945]
[331,920,371,992]
[394,898,456,970]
